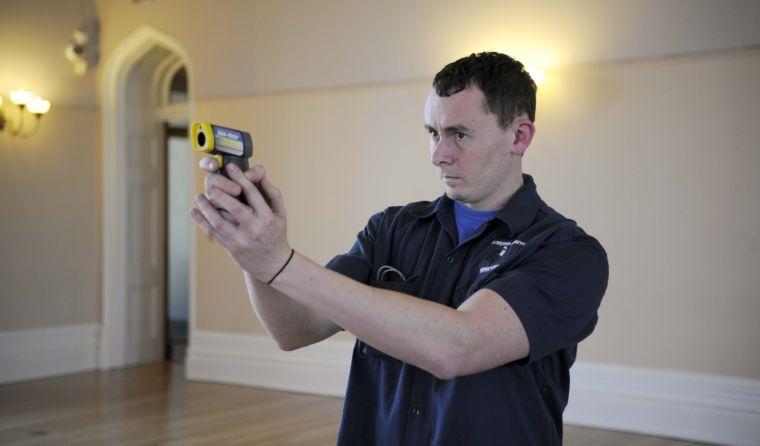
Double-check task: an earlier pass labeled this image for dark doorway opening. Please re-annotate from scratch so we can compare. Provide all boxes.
[163,124,190,363]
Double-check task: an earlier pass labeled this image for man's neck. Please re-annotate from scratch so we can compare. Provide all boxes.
[467,173,524,211]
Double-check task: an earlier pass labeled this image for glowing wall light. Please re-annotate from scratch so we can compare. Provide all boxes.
[0,89,51,137]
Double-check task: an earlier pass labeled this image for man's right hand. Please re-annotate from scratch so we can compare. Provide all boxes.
[193,156,292,282]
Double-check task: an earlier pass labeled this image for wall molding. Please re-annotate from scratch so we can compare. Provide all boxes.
[187,329,353,397]
[0,324,100,385]
[100,24,196,370]
[187,330,760,445]
[566,361,760,445]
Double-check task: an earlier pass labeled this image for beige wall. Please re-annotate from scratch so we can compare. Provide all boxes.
[3,0,759,380]
[0,109,101,330]
[1,0,100,330]
[191,50,760,380]
[97,0,760,97]
[532,51,760,378]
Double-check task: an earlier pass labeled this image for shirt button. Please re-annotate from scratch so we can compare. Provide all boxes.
[446,256,454,263]
[411,407,423,416]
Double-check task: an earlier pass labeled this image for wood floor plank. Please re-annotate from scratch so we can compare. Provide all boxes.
[0,363,712,445]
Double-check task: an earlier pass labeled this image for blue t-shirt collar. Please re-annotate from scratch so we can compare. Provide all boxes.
[407,173,544,237]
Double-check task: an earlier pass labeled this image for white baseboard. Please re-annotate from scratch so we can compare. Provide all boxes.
[187,329,353,397]
[187,330,760,446]
[565,362,760,446]
[0,324,100,385]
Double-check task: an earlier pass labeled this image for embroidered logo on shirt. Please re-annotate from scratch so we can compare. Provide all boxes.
[478,240,525,274]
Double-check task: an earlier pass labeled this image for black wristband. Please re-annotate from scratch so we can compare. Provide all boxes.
[267,249,295,285]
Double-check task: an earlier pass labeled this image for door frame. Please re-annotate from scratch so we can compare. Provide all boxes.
[100,25,195,369]
[163,123,190,361]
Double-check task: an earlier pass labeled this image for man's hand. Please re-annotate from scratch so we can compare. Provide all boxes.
[190,157,292,283]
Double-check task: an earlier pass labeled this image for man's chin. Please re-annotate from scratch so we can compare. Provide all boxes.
[444,188,467,202]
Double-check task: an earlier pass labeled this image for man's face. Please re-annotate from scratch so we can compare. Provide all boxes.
[424,85,520,210]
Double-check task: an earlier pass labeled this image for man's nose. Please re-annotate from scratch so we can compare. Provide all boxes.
[431,139,455,166]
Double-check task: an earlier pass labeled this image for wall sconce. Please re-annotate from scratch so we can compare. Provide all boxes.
[0,89,51,137]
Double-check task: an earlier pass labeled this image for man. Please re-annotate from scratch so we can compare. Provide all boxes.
[190,52,608,445]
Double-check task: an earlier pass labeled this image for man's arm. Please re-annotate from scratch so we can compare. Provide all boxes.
[243,272,342,351]
[269,252,530,380]
[191,162,530,379]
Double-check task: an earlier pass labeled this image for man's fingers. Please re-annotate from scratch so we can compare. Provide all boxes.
[205,172,242,198]
[244,165,266,183]
[190,207,225,244]
[259,176,286,217]
[195,193,239,239]
[190,207,212,236]
[201,156,243,200]
[243,164,278,209]
[242,165,275,206]
[220,209,239,225]
[199,156,218,173]
[206,186,252,226]
[226,164,272,217]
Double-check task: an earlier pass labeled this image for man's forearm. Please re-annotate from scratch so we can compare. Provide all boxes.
[243,272,342,350]
[268,252,475,379]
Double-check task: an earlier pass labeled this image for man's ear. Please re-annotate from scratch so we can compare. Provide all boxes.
[510,118,535,156]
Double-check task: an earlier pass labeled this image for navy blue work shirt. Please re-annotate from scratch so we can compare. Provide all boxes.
[326,173,609,446]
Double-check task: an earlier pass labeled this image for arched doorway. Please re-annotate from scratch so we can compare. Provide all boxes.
[100,26,195,369]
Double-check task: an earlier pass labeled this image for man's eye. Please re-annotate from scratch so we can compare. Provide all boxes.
[428,130,439,139]
[456,132,467,140]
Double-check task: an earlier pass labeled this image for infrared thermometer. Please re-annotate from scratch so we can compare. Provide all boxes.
[191,121,254,205]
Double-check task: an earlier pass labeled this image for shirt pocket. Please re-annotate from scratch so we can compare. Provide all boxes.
[358,278,419,361]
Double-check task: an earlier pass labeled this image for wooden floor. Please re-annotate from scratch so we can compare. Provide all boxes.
[0,363,711,445]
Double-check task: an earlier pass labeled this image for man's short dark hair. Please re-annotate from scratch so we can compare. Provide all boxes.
[433,52,537,129]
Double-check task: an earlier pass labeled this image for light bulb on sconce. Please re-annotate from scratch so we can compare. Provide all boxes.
[27,97,51,115]
[0,89,51,137]
[10,89,34,107]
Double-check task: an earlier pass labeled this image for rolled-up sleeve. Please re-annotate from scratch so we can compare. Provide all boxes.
[483,233,609,364]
